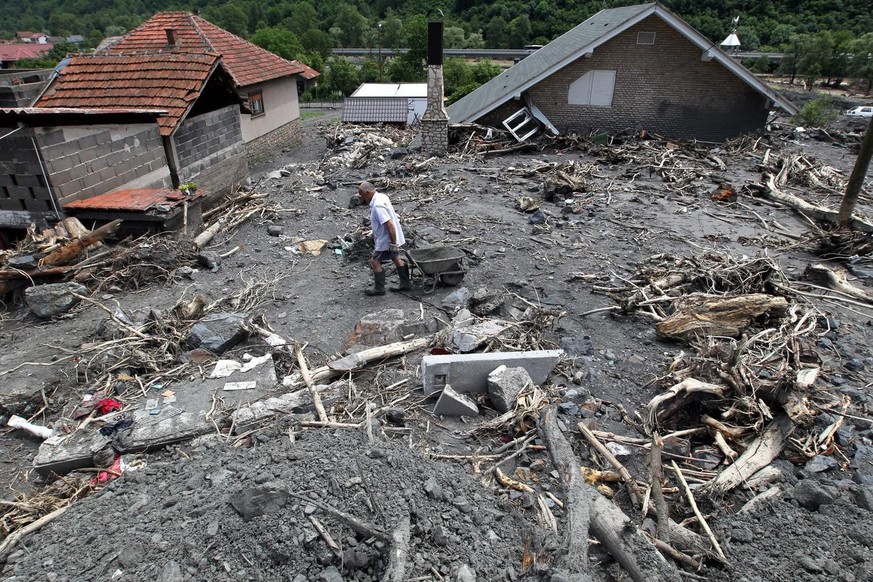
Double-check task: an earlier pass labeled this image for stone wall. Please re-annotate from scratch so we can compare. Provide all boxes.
[244,118,302,163]
[174,105,248,196]
[481,16,769,142]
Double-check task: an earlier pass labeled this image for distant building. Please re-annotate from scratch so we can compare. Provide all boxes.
[343,83,427,125]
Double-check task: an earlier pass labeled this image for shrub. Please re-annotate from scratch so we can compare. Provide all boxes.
[793,95,838,127]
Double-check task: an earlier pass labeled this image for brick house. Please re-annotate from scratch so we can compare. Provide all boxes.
[0,12,318,229]
[97,12,319,161]
[447,3,797,142]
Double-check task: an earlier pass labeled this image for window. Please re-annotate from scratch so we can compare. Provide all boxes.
[568,70,616,107]
[248,91,265,116]
[637,32,656,45]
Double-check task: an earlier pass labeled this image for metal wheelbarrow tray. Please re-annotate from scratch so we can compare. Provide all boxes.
[403,247,467,292]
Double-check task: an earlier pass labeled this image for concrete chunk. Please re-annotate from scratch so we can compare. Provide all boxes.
[421,350,563,396]
[433,385,479,417]
[186,312,248,354]
[451,320,512,353]
[487,365,533,413]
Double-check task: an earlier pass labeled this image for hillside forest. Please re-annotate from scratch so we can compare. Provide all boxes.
[2,0,872,102]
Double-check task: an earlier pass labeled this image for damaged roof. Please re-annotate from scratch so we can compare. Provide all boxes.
[101,12,319,87]
[448,2,797,125]
[35,53,222,136]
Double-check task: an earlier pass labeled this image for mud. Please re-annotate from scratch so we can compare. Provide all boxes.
[1,104,873,581]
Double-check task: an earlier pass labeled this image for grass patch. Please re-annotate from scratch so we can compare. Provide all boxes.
[301,111,326,120]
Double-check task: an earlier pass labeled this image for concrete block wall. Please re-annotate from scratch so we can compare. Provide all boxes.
[481,16,768,142]
[244,118,302,163]
[38,124,170,206]
[175,105,248,195]
[0,132,53,212]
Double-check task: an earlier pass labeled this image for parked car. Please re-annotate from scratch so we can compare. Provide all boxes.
[845,105,873,118]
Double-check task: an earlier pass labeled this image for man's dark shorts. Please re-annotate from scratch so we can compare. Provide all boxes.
[373,250,399,263]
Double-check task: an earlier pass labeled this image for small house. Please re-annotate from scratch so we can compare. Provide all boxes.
[447,3,797,142]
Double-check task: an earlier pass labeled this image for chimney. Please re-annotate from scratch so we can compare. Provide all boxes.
[420,11,448,155]
[165,28,177,46]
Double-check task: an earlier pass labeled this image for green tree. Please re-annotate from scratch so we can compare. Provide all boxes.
[202,4,249,37]
[324,56,360,97]
[301,29,333,58]
[444,26,466,49]
[793,95,837,127]
[485,16,508,48]
[508,15,531,48]
[14,42,77,69]
[250,27,304,61]
[284,3,318,39]
[848,33,873,93]
[444,57,474,96]
[48,12,78,37]
[332,4,367,47]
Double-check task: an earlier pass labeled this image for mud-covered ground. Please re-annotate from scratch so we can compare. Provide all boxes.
[1,100,873,581]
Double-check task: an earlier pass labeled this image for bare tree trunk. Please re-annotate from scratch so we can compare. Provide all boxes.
[837,117,873,226]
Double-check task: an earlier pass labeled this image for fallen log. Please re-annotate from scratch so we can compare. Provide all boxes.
[763,173,873,232]
[39,219,122,267]
[284,336,434,388]
[804,263,873,304]
[540,406,680,582]
[705,415,794,496]
[382,513,411,582]
[655,293,788,340]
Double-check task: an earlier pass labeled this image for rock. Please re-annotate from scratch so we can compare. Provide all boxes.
[267,225,283,236]
[605,442,632,458]
[434,385,479,417]
[317,565,344,582]
[487,365,533,413]
[560,336,593,356]
[186,312,249,354]
[799,555,823,573]
[8,255,37,270]
[197,251,220,270]
[852,445,873,485]
[528,210,547,224]
[157,560,183,582]
[805,455,839,473]
[442,287,472,309]
[424,476,444,500]
[456,564,476,582]
[382,407,406,426]
[794,479,834,511]
[855,485,873,511]
[229,488,291,521]
[345,309,408,348]
[24,282,88,318]
[451,320,512,353]
[390,147,409,159]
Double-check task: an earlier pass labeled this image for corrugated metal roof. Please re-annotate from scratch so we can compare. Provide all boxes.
[64,188,195,211]
[447,2,796,124]
[342,98,408,123]
[351,83,427,98]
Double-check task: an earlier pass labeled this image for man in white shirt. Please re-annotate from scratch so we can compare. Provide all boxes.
[357,181,410,295]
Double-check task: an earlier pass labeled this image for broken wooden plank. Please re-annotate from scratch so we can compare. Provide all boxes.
[706,415,794,496]
[655,293,788,340]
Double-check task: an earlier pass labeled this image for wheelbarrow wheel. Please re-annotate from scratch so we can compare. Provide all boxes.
[439,269,465,287]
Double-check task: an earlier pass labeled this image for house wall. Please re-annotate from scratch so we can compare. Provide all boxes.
[485,16,768,142]
[174,104,247,195]
[239,77,302,161]
[0,123,170,215]
[0,69,52,107]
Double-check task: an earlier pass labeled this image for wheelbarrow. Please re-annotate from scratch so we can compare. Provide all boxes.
[403,247,467,293]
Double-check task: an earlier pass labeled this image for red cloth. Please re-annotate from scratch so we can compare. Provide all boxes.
[90,454,122,485]
[95,398,122,415]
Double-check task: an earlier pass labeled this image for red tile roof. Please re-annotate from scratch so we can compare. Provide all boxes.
[0,42,54,62]
[102,12,319,87]
[36,53,221,136]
